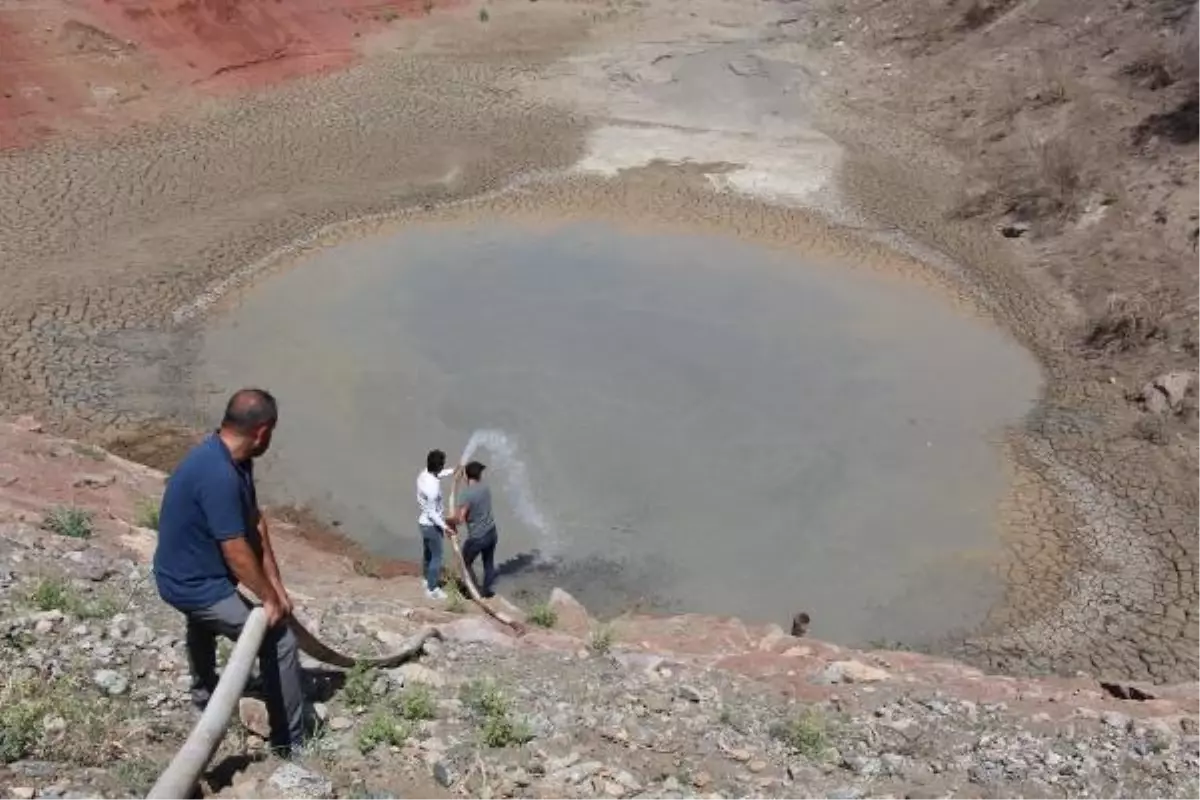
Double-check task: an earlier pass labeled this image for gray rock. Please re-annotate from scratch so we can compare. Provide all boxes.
[329,716,354,731]
[268,763,334,799]
[1102,711,1131,731]
[813,660,891,685]
[394,662,444,688]
[370,674,390,696]
[431,760,453,788]
[9,788,36,800]
[93,668,128,696]
[676,684,703,703]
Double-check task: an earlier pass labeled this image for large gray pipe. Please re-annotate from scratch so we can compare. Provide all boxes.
[147,608,267,799]
[146,606,441,799]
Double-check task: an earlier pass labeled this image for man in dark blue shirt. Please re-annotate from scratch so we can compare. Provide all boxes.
[154,388,304,753]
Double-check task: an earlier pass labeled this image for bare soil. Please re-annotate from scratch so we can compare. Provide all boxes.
[0,0,1196,684]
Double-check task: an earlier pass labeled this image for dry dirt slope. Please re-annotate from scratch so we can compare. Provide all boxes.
[784,0,1198,680]
[0,0,463,147]
[1,419,1198,799]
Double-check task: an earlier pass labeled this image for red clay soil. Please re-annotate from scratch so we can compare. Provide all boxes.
[0,0,461,148]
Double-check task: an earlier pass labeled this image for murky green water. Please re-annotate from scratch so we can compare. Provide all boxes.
[196,220,1040,645]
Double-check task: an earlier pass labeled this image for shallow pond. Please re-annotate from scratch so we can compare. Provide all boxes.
[197,220,1041,645]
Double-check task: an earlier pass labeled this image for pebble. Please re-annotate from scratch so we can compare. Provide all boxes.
[747,760,768,773]
[93,668,128,696]
[329,716,354,731]
[9,789,35,800]
[1102,711,1131,731]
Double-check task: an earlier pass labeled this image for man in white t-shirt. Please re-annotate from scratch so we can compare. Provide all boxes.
[416,449,458,600]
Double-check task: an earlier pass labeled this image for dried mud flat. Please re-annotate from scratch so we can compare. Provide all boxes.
[0,0,1196,686]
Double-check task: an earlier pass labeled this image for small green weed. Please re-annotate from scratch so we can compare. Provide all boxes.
[480,712,533,748]
[28,577,119,619]
[444,580,466,614]
[112,756,162,794]
[357,711,410,753]
[770,709,828,759]
[526,602,557,628]
[43,506,93,539]
[0,691,40,763]
[589,624,614,654]
[1,674,135,765]
[461,679,532,747]
[461,679,507,718]
[134,498,160,530]
[396,683,437,721]
[341,662,374,708]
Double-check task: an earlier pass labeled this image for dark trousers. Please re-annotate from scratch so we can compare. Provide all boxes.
[420,524,443,591]
[183,592,305,753]
[461,527,499,595]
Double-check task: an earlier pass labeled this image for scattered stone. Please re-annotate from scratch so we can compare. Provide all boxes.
[72,473,115,489]
[371,674,390,696]
[9,788,36,800]
[814,660,891,684]
[1102,710,1131,731]
[676,684,703,703]
[239,697,270,738]
[1138,370,1197,414]
[395,661,444,688]
[42,715,66,735]
[268,763,333,799]
[748,760,768,773]
[93,668,128,696]
[431,760,453,788]
[329,716,354,731]
[692,771,712,788]
[14,415,44,433]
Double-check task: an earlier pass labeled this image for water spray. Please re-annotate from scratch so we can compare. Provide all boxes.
[460,428,560,559]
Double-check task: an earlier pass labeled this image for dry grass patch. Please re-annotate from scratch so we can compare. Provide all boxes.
[1,672,140,765]
[1084,291,1172,352]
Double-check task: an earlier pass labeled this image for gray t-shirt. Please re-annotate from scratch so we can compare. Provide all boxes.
[459,483,496,540]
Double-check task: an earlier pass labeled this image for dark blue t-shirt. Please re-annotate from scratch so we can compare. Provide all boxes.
[153,433,261,611]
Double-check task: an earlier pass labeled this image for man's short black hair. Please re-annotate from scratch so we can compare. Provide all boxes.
[464,461,486,480]
[426,449,446,473]
[221,388,278,434]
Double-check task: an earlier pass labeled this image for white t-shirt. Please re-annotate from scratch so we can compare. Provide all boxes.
[416,468,455,531]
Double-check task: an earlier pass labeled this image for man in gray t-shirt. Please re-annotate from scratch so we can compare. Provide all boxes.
[453,461,499,597]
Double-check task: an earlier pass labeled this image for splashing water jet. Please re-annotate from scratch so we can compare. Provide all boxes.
[461,429,560,560]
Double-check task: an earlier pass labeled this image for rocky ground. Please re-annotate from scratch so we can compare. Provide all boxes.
[1,421,1198,798]
[0,0,1196,763]
[4,0,1200,786]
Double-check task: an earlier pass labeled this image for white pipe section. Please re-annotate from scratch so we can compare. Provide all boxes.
[147,607,268,799]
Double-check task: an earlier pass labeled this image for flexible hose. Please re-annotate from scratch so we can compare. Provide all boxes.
[147,470,519,797]
[147,602,440,799]
[447,472,525,634]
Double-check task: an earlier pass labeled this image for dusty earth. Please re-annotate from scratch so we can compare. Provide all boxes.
[0,0,1197,694]
[1,420,1198,798]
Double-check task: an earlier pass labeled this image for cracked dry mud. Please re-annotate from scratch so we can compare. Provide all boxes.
[0,0,1196,687]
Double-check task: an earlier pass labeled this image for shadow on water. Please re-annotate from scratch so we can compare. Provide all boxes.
[489,549,683,619]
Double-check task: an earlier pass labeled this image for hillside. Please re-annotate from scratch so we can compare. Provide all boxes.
[1,420,1197,798]
[0,0,1197,796]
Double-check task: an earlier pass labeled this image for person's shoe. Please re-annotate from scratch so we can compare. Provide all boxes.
[426,587,448,601]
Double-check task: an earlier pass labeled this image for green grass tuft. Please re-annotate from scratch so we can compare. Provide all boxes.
[43,506,93,539]
[526,602,557,628]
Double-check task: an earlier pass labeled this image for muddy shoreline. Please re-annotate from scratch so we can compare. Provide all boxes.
[1,1,1194,683]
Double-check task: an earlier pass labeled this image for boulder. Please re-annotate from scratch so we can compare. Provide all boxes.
[548,588,592,635]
